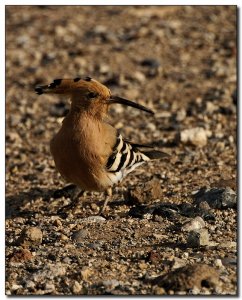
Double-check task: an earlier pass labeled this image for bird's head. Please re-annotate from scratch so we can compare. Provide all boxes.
[35,77,154,118]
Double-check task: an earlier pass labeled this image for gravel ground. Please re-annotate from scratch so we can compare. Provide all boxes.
[6,5,237,295]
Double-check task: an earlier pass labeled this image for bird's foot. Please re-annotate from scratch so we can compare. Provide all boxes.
[99,188,112,215]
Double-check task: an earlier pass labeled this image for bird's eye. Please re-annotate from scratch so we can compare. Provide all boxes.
[88,92,98,99]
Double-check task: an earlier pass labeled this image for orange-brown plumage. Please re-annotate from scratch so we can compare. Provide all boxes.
[35,77,168,198]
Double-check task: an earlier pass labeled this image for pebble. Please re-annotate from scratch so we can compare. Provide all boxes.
[219,241,237,249]
[133,71,146,83]
[180,127,212,147]
[82,216,106,222]
[72,229,89,242]
[152,263,219,291]
[10,248,33,263]
[187,229,210,247]
[102,279,121,289]
[141,58,160,68]
[193,187,237,209]
[182,216,205,232]
[72,281,82,294]
[176,108,187,122]
[214,258,224,268]
[18,227,43,246]
[80,267,92,281]
[172,257,187,269]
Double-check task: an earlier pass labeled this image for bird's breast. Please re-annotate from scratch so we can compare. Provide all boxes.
[50,118,113,191]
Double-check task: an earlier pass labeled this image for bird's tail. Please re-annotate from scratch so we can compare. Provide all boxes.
[35,77,92,95]
[142,150,170,160]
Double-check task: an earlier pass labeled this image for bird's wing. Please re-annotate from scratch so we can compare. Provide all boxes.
[105,133,169,175]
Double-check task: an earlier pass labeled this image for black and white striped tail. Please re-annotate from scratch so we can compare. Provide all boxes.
[105,134,168,184]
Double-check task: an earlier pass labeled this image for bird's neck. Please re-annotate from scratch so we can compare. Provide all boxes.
[69,102,108,121]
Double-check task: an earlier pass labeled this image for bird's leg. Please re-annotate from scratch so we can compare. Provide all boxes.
[57,185,84,214]
[99,187,112,215]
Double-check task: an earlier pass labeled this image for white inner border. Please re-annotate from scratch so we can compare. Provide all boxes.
[2,2,240,300]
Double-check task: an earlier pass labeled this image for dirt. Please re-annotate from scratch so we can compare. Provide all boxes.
[6,5,237,295]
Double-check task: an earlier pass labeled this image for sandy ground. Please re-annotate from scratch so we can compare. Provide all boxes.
[6,5,237,295]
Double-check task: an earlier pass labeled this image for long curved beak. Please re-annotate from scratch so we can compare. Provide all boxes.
[108,96,154,115]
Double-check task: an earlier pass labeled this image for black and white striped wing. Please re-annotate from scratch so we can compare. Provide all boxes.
[105,134,150,184]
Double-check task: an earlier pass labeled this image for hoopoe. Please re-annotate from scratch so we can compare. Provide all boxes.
[35,77,168,212]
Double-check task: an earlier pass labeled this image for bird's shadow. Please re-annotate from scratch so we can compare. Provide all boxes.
[5,185,125,219]
[6,187,58,219]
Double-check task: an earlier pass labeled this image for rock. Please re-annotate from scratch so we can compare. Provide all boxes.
[128,205,155,219]
[141,58,160,68]
[9,248,33,263]
[83,216,106,222]
[152,264,220,291]
[126,179,162,205]
[17,227,43,246]
[219,241,237,249]
[80,267,93,281]
[214,259,224,268]
[33,264,66,282]
[148,250,163,264]
[133,71,146,83]
[172,257,187,270]
[221,257,237,266]
[176,108,186,121]
[193,187,237,209]
[180,127,211,147]
[102,279,121,289]
[140,58,161,77]
[153,286,166,295]
[72,229,89,242]
[187,229,210,247]
[72,281,82,294]
[181,216,205,232]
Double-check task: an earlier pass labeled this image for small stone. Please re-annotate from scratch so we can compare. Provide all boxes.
[219,241,237,249]
[141,58,160,68]
[83,216,106,222]
[152,264,219,291]
[72,229,89,242]
[72,281,82,294]
[127,179,162,205]
[182,216,205,232]
[102,279,120,289]
[11,284,23,291]
[221,257,237,266]
[214,259,224,268]
[53,219,62,227]
[133,71,146,83]
[25,281,35,289]
[176,108,186,121]
[147,250,163,264]
[153,286,166,295]
[138,261,148,270]
[80,267,93,281]
[60,234,69,241]
[17,227,43,246]
[172,257,187,270]
[44,283,55,292]
[187,229,210,247]
[9,248,33,263]
[180,127,211,147]
[193,187,237,209]
[206,102,218,114]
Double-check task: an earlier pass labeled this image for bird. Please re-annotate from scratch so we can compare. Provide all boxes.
[35,77,168,213]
